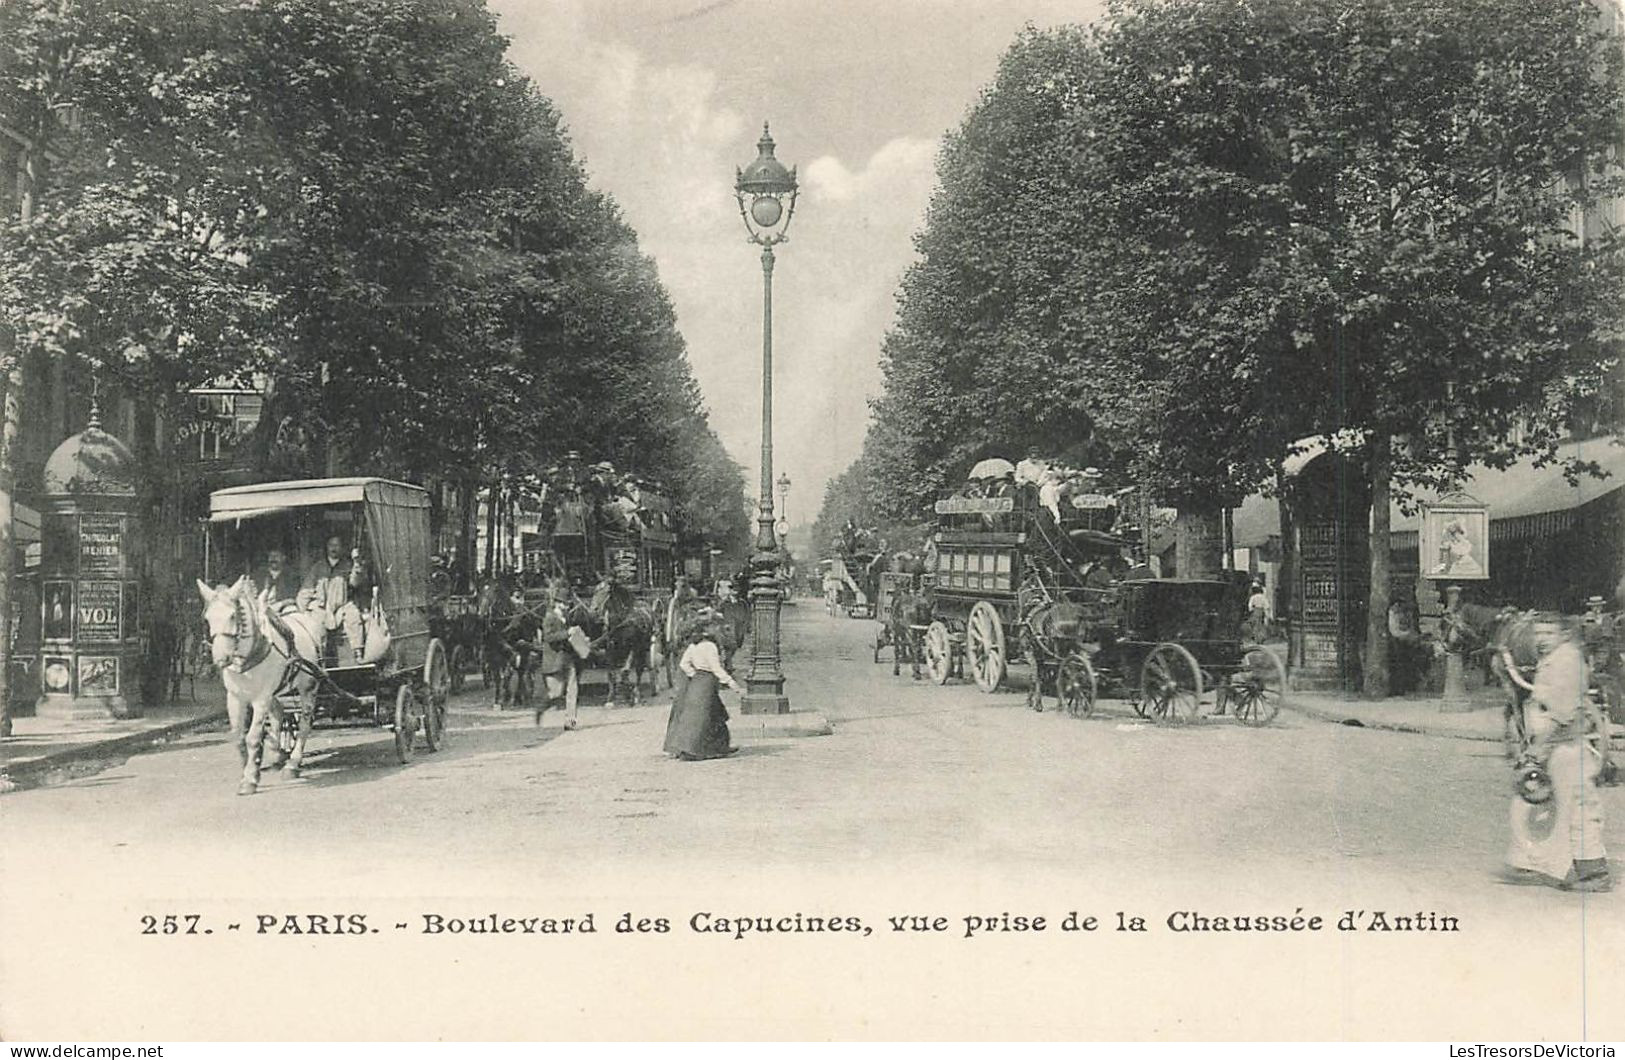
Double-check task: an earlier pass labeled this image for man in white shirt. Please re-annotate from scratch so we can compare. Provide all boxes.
[299,535,368,662]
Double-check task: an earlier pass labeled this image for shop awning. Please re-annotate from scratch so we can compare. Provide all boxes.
[1232,435,1625,547]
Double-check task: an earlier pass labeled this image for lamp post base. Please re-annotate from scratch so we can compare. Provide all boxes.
[741,688,791,715]
[1439,652,1473,713]
[731,541,830,737]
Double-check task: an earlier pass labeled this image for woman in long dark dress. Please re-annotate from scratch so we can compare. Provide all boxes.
[663,618,737,760]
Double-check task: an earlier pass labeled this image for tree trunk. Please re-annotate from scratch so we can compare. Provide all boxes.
[1174,506,1224,579]
[484,479,499,575]
[457,481,477,592]
[1362,434,1392,698]
[0,361,19,736]
[0,138,39,736]
[1276,487,1296,670]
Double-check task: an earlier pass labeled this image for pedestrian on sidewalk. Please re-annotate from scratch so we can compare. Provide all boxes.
[663,617,738,761]
[1503,614,1610,893]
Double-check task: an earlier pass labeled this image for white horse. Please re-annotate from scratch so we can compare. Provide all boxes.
[197,576,323,796]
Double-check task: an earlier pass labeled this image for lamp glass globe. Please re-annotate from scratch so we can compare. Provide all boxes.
[750,195,783,228]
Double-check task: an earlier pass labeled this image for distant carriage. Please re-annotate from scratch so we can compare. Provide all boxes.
[918,484,1286,724]
[207,477,452,765]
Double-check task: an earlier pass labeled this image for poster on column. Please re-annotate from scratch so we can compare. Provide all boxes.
[76,581,122,643]
[78,513,125,577]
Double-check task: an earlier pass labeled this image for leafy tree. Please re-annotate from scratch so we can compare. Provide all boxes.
[868,26,1124,520]
[1082,0,1624,691]
[865,1,1623,694]
[0,0,755,710]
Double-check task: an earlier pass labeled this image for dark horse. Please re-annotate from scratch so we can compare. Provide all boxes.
[719,596,749,671]
[883,580,934,680]
[1022,598,1090,713]
[1439,602,1539,758]
[482,588,541,709]
[589,581,657,708]
[1441,603,1617,771]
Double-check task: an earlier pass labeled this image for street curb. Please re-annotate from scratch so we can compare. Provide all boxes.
[731,710,834,741]
[0,710,227,793]
[1285,697,1502,744]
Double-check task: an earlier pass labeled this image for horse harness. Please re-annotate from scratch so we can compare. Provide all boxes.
[230,597,354,704]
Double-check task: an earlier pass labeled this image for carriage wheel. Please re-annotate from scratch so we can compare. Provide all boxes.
[423,639,451,752]
[966,601,1007,693]
[1226,646,1285,726]
[1059,652,1099,719]
[393,685,420,764]
[923,622,953,685]
[447,643,467,694]
[1140,643,1203,724]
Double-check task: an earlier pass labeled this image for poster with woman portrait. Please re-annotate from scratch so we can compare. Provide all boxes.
[41,580,72,641]
[1422,503,1490,580]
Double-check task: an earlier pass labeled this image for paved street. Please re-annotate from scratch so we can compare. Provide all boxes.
[3,604,1621,1039]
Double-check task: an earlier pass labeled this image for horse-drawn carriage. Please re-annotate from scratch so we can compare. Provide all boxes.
[428,589,484,694]
[914,483,1287,724]
[202,478,453,794]
[873,569,934,673]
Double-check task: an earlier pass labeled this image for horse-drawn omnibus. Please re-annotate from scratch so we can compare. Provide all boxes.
[202,477,453,793]
[916,479,1287,724]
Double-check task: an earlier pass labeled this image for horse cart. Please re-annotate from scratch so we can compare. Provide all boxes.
[918,486,1286,724]
[206,478,453,772]
[873,570,934,669]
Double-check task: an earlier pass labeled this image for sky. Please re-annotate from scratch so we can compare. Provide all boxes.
[488,0,1107,526]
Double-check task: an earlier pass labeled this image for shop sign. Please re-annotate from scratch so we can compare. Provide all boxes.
[607,547,639,582]
[934,496,1014,515]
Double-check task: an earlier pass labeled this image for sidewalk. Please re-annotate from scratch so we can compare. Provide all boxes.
[1286,685,1508,743]
[0,691,225,790]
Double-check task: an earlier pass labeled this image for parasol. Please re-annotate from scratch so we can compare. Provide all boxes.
[968,457,1015,481]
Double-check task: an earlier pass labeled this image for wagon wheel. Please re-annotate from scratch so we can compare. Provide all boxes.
[1226,646,1286,726]
[393,684,420,764]
[1058,651,1099,719]
[447,642,467,694]
[1140,643,1203,724]
[923,621,953,685]
[422,639,451,752]
[966,601,1007,693]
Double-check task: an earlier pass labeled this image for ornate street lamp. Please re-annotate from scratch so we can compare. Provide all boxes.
[735,123,798,714]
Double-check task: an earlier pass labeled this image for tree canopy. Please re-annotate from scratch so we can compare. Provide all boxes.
[0,0,746,547]
[851,0,1623,529]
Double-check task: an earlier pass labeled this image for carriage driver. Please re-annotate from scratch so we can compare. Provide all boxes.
[299,534,370,663]
[257,548,302,608]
